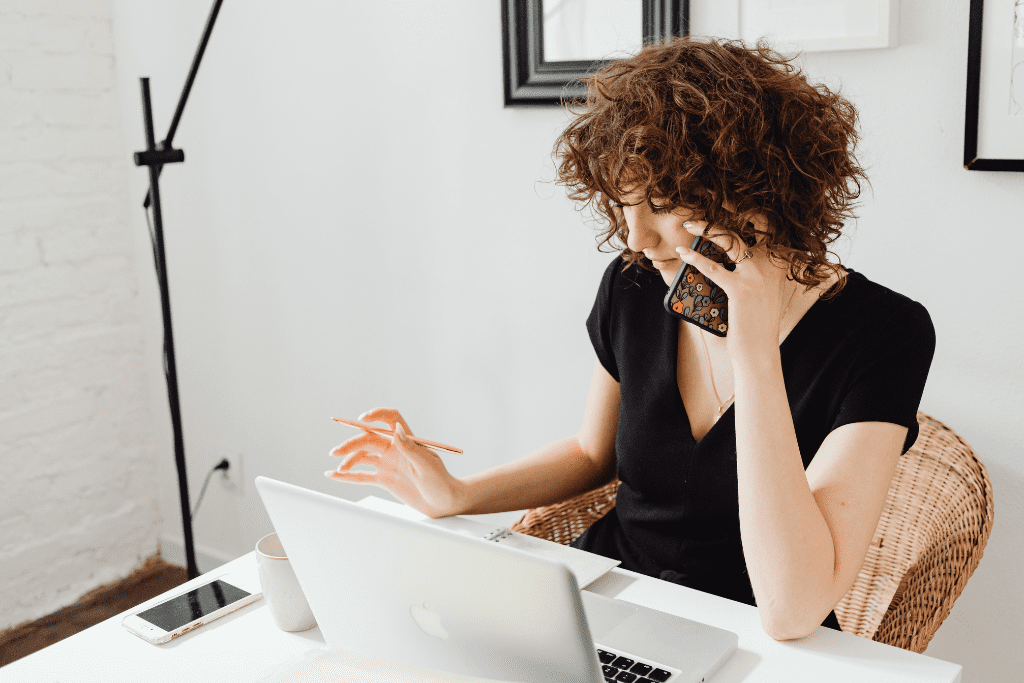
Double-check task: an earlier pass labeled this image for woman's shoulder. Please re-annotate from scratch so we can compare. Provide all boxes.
[820,268,934,345]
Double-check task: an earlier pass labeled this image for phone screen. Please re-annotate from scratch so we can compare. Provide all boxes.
[136,579,251,632]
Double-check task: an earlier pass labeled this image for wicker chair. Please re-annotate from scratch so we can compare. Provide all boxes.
[509,412,994,653]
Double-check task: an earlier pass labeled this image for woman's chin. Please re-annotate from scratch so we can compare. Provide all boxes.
[651,258,680,285]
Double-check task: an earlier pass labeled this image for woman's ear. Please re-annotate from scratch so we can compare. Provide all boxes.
[748,212,775,246]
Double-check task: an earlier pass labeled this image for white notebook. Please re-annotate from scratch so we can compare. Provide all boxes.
[355,496,620,588]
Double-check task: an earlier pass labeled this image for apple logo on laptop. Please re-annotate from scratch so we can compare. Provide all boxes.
[410,601,449,640]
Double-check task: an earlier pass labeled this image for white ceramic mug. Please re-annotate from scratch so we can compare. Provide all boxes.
[255,532,317,632]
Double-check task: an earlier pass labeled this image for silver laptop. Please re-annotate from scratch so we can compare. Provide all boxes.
[255,477,737,683]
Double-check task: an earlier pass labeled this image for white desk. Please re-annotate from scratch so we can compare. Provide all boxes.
[1,522,963,683]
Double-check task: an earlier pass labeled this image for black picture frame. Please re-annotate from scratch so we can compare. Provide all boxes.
[501,0,690,107]
[963,0,1024,171]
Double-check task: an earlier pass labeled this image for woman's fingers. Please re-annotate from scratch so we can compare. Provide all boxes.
[392,422,436,458]
[329,430,391,457]
[329,421,436,475]
[683,220,748,263]
[676,242,737,284]
[324,470,378,484]
[391,422,440,470]
[358,407,414,436]
[335,450,382,472]
[324,408,462,518]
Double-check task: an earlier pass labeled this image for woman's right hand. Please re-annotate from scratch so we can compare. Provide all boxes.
[325,407,467,519]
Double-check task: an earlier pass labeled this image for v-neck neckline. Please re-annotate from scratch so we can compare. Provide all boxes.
[671,325,733,446]
[668,270,850,446]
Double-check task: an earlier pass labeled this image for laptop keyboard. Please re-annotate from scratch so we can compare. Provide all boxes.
[597,648,675,682]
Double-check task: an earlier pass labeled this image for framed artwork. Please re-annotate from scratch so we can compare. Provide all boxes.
[964,0,1024,171]
[737,0,898,51]
[690,0,898,52]
[501,0,690,107]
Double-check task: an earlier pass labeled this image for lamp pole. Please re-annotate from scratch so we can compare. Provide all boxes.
[132,0,224,581]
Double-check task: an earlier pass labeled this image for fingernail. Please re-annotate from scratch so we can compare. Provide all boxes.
[683,221,695,228]
[395,422,406,441]
[358,412,368,421]
[676,246,689,254]
[323,470,335,478]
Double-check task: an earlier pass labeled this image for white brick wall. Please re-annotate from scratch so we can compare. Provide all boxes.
[0,0,161,631]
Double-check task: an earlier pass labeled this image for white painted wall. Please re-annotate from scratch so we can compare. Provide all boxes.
[109,1,1022,681]
[0,0,161,631]
[109,0,604,574]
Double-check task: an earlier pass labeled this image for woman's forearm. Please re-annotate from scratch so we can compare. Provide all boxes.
[733,350,837,639]
[453,436,614,516]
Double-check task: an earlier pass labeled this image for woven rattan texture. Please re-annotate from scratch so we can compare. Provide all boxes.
[510,479,620,546]
[844,412,994,652]
[508,412,993,652]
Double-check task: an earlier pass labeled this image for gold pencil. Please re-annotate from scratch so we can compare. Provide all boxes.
[331,417,463,455]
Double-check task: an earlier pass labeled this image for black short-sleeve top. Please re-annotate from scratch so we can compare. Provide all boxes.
[573,255,936,609]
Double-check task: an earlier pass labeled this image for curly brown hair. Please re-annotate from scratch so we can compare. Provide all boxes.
[553,37,867,292]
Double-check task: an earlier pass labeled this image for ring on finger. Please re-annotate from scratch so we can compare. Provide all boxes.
[733,249,754,264]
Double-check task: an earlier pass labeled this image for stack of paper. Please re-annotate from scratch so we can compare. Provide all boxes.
[355,496,620,588]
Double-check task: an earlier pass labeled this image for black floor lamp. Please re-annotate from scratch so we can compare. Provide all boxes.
[132,0,224,581]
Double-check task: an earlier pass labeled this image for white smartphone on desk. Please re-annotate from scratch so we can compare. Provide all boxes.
[122,572,261,644]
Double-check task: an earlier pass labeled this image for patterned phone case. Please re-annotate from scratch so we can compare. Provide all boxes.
[663,237,730,337]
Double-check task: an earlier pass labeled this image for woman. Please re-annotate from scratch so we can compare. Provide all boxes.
[326,38,935,640]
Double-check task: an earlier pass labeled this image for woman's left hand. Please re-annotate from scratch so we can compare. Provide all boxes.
[675,217,794,363]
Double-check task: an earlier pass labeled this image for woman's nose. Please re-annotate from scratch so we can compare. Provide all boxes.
[624,207,658,253]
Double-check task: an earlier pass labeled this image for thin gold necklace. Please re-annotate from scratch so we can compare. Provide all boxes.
[699,282,799,422]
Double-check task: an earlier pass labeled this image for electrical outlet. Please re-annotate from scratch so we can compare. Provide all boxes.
[217,450,245,495]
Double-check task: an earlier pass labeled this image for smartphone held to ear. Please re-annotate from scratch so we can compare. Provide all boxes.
[121,573,261,644]
[663,236,731,337]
